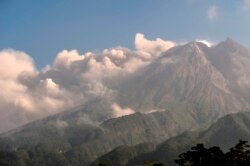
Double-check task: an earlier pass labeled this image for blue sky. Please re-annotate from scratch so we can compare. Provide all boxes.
[1,0,250,68]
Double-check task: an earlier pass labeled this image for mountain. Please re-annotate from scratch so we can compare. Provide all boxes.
[1,38,250,165]
[92,111,250,166]
[117,41,248,125]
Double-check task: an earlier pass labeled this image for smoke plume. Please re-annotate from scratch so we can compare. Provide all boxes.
[0,33,175,133]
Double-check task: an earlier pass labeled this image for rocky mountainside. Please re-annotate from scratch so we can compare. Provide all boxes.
[118,41,248,118]
[208,38,250,104]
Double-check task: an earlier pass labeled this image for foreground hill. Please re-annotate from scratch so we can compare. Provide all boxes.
[92,112,250,165]
[0,108,201,165]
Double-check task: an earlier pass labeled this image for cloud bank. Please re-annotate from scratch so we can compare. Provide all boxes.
[0,33,175,133]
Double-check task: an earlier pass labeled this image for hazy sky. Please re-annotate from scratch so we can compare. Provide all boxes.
[1,0,250,68]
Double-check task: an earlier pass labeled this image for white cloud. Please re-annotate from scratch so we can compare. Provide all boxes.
[135,33,175,57]
[207,5,218,21]
[111,103,135,118]
[144,109,165,114]
[53,49,85,69]
[0,49,36,79]
[0,33,176,133]
[0,49,37,132]
[196,40,214,47]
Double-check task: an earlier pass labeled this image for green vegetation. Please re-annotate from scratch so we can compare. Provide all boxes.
[94,140,250,166]
[91,112,250,166]
[175,140,250,166]
[92,143,155,166]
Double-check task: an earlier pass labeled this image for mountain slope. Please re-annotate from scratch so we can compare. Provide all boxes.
[208,38,250,104]
[117,42,245,125]
[91,142,155,166]
[124,112,250,165]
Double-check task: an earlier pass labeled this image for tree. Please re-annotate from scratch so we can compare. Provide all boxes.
[175,140,250,166]
[226,140,250,166]
[152,163,166,166]
[175,144,225,166]
[98,160,109,166]
[0,150,26,166]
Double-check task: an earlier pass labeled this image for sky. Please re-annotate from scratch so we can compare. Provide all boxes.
[1,0,250,68]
